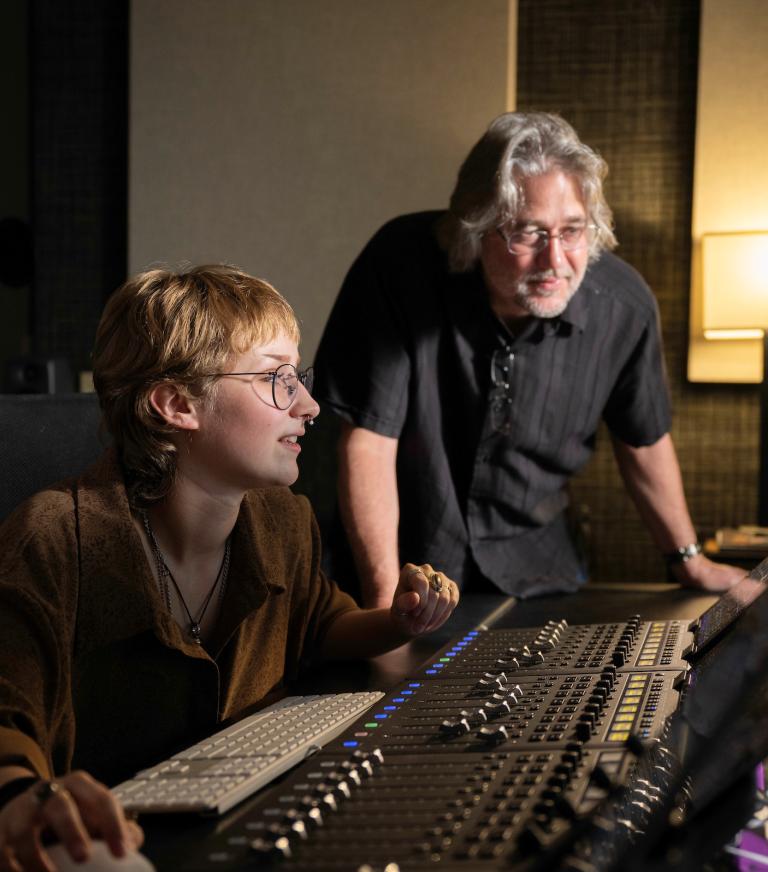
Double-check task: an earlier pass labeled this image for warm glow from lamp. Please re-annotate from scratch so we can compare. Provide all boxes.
[702,232,768,337]
[701,231,768,523]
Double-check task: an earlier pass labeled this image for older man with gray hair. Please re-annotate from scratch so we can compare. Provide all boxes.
[314,112,742,606]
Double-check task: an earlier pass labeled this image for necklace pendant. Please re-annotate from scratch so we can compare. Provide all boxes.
[190,623,202,644]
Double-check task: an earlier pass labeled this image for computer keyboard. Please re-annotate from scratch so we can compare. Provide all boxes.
[113,691,384,815]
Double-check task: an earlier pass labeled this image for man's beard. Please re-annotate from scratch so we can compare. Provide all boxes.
[513,269,580,319]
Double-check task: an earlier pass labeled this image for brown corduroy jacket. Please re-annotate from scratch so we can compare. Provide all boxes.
[0,451,357,786]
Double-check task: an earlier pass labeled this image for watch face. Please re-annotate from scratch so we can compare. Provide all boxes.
[666,543,702,564]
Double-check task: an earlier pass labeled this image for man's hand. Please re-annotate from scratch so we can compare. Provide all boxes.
[390,563,459,636]
[0,771,143,872]
[671,554,745,592]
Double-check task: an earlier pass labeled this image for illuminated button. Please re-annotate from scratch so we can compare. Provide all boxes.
[374,714,388,719]
[608,731,630,742]
[364,723,379,729]
[343,741,358,748]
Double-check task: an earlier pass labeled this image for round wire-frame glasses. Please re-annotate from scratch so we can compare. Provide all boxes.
[496,223,598,256]
[206,363,314,410]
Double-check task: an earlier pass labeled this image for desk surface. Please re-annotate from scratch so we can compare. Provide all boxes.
[141,582,723,870]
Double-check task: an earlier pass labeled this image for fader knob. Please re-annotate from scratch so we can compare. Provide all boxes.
[484,699,512,718]
[314,786,338,812]
[297,794,323,821]
[497,657,520,669]
[339,764,362,787]
[440,718,471,736]
[305,807,323,828]
[478,675,506,689]
[477,725,509,745]
[249,835,292,860]
[565,741,584,760]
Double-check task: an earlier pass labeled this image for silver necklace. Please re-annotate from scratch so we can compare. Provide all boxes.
[142,512,231,645]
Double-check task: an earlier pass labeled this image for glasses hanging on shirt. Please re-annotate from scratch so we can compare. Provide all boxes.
[490,348,515,434]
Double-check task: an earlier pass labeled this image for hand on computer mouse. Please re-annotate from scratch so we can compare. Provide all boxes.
[45,840,155,872]
[0,769,143,872]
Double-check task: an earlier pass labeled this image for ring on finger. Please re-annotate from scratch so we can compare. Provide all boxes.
[429,572,443,593]
[33,780,67,807]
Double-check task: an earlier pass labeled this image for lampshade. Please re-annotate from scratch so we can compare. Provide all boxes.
[702,232,768,339]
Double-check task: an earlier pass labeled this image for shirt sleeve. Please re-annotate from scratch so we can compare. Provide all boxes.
[602,299,672,446]
[314,224,413,439]
[0,491,79,778]
[290,495,359,654]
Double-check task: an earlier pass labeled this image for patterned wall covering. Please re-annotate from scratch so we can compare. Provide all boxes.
[30,0,128,372]
[517,0,758,582]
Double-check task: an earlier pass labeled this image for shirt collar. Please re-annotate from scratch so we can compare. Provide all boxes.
[75,450,280,660]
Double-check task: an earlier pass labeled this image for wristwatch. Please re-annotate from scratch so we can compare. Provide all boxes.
[664,542,703,565]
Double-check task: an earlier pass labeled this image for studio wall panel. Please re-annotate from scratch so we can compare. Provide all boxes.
[517,0,755,583]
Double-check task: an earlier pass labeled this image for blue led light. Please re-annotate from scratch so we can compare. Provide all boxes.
[374,714,388,719]
[343,741,358,747]
[393,697,405,703]
[409,682,421,687]
[384,706,397,711]
[425,669,437,675]
[401,690,413,695]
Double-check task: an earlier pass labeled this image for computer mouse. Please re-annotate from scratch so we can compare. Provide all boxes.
[46,840,156,871]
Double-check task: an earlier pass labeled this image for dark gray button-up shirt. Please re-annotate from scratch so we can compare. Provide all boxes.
[314,212,671,597]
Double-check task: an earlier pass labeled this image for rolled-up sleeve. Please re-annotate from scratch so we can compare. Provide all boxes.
[314,226,413,439]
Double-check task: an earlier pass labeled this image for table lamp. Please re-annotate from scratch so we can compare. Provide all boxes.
[702,231,768,524]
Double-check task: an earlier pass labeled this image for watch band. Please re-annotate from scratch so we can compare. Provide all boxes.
[664,542,703,565]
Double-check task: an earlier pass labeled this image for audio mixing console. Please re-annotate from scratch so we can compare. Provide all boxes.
[146,568,768,872]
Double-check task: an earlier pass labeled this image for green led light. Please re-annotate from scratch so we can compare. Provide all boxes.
[364,722,379,729]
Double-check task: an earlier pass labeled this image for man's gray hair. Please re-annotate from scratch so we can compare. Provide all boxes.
[438,112,618,272]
